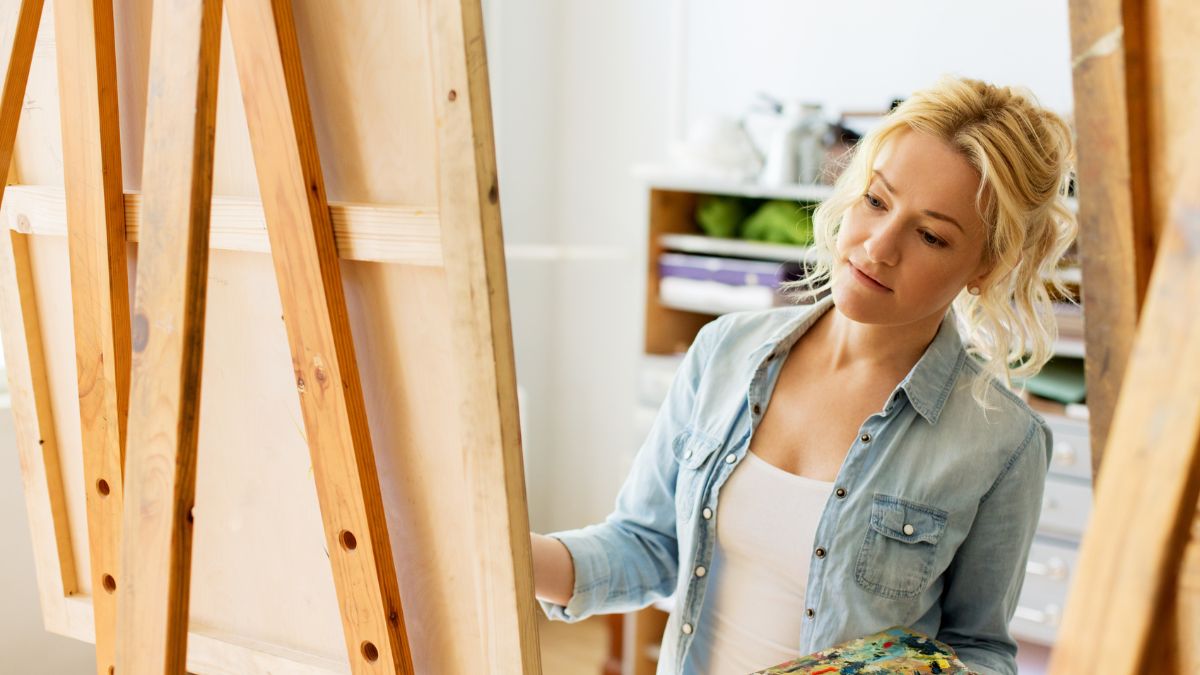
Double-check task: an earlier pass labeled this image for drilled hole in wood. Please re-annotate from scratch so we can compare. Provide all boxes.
[339,530,357,551]
[361,641,379,662]
[102,574,116,594]
[96,478,110,496]
[448,89,457,101]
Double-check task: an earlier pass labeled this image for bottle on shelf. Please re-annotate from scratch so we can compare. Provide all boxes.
[795,102,827,185]
[759,100,805,186]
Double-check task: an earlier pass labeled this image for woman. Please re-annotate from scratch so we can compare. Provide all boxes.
[531,75,1077,675]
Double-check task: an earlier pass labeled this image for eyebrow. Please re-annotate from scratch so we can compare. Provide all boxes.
[873,170,965,233]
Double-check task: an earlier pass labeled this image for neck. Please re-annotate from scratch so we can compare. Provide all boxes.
[808,303,947,376]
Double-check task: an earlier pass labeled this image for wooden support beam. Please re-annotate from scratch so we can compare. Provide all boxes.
[2,186,445,266]
[115,0,223,671]
[1067,0,1157,475]
[0,0,66,613]
[52,1,130,671]
[225,0,414,671]
[0,231,78,611]
[421,0,542,671]
[1048,158,1200,673]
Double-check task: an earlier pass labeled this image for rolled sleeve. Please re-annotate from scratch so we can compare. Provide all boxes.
[537,530,612,621]
[536,317,726,623]
[937,418,1052,675]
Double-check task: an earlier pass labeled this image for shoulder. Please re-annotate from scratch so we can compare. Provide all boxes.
[948,356,1054,493]
[697,303,817,356]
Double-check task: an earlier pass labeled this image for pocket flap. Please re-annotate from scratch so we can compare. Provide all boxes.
[869,494,948,545]
[672,430,722,469]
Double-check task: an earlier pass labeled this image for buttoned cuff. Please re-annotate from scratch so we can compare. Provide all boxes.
[536,529,612,623]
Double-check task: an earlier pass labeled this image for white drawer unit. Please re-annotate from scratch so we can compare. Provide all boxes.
[1043,414,1093,482]
[1011,537,1081,645]
[1038,475,1092,541]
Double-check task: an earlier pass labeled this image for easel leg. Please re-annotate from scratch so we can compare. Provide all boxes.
[225,0,414,671]
[116,0,223,672]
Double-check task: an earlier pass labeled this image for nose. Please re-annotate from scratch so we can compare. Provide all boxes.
[862,216,902,267]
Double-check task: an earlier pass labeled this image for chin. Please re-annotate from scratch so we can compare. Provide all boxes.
[830,273,899,325]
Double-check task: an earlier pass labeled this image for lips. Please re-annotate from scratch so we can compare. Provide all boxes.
[849,262,892,291]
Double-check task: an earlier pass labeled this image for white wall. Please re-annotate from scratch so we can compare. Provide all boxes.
[493,1,1075,534]
[684,0,1075,123]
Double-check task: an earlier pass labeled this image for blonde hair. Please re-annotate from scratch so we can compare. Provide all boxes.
[783,75,1078,410]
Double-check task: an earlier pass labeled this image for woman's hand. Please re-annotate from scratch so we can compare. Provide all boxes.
[530,532,575,607]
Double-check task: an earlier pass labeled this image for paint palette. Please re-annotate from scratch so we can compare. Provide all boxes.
[749,625,971,674]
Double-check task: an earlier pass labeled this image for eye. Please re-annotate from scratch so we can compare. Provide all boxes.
[863,193,884,209]
[920,230,948,248]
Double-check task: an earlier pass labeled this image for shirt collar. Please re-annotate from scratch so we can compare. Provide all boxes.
[752,295,967,425]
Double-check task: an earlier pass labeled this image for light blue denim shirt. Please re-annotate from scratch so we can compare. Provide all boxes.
[538,295,1052,675]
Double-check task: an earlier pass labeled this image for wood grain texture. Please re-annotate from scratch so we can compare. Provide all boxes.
[420,0,543,671]
[0,0,64,616]
[8,0,535,670]
[52,1,131,672]
[1067,0,1157,476]
[3,185,444,265]
[1048,156,1200,674]
[0,230,78,618]
[225,0,413,671]
[115,0,223,672]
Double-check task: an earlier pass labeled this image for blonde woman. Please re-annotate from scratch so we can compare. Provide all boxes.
[531,75,1077,675]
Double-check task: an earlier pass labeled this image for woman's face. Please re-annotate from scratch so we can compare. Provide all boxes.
[832,129,992,327]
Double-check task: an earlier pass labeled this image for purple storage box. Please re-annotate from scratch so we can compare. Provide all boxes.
[658,252,791,288]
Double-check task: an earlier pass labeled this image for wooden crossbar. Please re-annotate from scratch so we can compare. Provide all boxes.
[225,0,414,671]
[52,1,131,673]
[114,0,223,671]
[2,186,445,266]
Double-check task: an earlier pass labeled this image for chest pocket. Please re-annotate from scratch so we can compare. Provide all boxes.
[671,429,722,524]
[854,493,949,600]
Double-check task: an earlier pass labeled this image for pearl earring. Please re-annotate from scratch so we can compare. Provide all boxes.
[968,286,981,296]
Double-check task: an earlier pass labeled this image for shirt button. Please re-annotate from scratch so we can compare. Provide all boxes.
[903,523,915,536]
[805,608,815,618]
[725,454,737,464]
[682,622,694,635]
[860,433,871,443]
[835,487,846,498]
[752,403,762,415]
[684,449,693,459]
[702,507,713,519]
[695,566,707,577]
[815,547,826,558]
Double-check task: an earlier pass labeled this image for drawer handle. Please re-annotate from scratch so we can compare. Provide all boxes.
[1014,604,1061,626]
[1054,442,1075,467]
[1026,557,1069,580]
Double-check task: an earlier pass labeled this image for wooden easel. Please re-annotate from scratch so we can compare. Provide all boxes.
[1049,0,1200,671]
[0,0,540,672]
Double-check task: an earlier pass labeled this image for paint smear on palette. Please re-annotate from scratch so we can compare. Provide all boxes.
[749,625,971,674]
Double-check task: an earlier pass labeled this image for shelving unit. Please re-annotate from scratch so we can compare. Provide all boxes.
[622,168,1092,673]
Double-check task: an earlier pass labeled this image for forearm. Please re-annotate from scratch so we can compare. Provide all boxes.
[530,532,575,606]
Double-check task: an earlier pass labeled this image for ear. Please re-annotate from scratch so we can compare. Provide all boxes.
[968,256,995,293]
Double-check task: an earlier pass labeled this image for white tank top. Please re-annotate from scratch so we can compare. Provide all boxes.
[686,450,834,675]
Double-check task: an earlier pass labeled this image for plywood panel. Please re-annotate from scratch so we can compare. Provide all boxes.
[5,0,537,670]
[24,238,513,671]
